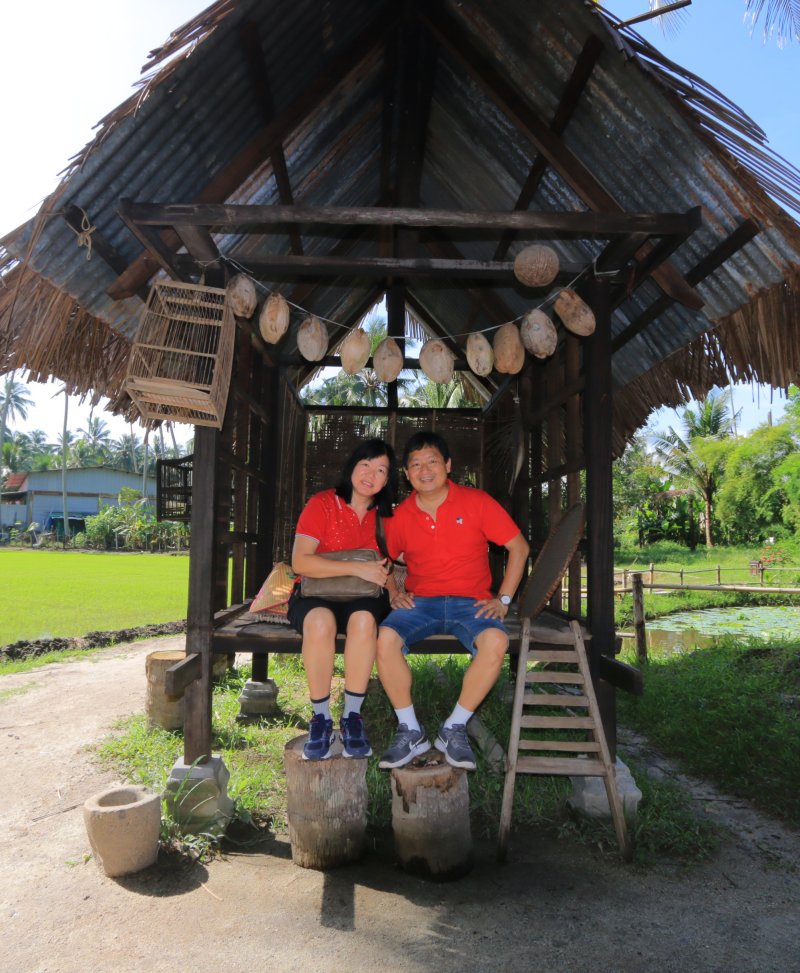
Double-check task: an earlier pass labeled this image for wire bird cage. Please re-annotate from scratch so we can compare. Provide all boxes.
[125,280,235,428]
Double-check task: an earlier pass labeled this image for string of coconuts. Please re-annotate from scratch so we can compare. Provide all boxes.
[223,244,595,385]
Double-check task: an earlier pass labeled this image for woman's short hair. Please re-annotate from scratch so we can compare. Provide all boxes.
[335,438,397,517]
[402,431,450,467]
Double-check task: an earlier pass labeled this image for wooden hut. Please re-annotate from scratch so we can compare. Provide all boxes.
[3,0,800,767]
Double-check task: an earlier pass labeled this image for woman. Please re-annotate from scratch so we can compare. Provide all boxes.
[288,438,397,760]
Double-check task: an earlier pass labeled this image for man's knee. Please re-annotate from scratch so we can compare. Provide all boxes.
[474,628,508,667]
[377,626,404,662]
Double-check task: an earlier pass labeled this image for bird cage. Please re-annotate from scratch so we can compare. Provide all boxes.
[125,280,235,428]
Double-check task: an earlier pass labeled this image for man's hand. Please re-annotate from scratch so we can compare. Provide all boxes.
[389,590,415,610]
[474,597,508,620]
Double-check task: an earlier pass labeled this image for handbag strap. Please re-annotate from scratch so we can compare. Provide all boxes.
[375,512,397,572]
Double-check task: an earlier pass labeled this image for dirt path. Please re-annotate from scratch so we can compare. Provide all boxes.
[1,638,799,973]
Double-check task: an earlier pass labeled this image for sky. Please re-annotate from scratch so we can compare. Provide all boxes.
[1,0,799,444]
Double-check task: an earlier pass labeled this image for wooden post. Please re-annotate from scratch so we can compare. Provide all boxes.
[679,567,684,586]
[583,275,616,755]
[284,736,368,869]
[391,753,472,880]
[649,562,655,585]
[184,426,219,765]
[565,334,583,616]
[145,650,185,730]
[717,564,721,585]
[631,572,647,664]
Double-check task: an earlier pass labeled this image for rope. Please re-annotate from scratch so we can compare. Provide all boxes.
[65,206,96,261]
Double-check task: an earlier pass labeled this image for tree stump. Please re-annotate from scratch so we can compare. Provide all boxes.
[284,735,368,869]
[145,650,185,730]
[391,751,473,880]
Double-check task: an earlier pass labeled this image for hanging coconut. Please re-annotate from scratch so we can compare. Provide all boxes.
[373,337,404,383]
[493,323,525,374]
[419,339,455,384]
[225,273,258,319]
[553,288,596,336]
[513,245,560,288]
[466,332,494,377]
[259,293,290,344]
[520,309,558,360]
[297,315,329,362]
[340,327,372,375]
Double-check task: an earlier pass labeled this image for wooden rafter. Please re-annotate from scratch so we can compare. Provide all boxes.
[419,6,703,311]
[108,14,396,300]
[238,20,304,256]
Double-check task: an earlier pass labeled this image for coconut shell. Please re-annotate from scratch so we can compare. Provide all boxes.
[419,339,455,384]
[492,323,525,374]
[513,245,559,288]
[340,328,371,375]
[226,273,258,319]
[554,289,595,336]
[373,337,404,383]
[466,332,494,377]
[259,293,290,344]
[520,309,558,359]
[297,315,328,362]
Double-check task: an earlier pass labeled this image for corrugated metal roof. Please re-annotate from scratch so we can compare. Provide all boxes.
[2,0,800,432]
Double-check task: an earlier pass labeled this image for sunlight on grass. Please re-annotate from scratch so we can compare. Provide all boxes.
[1,549,189,643]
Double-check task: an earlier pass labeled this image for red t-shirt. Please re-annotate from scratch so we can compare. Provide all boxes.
[295,488,380,554]
[384,481,520,600]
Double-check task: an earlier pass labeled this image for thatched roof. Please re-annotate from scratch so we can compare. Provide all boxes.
[2,0,800,447]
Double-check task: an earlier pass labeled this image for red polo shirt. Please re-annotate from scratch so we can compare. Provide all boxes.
[295,489,380,554]
[384,481,520,599]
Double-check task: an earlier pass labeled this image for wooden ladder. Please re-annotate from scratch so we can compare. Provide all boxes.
[497,614,632,861]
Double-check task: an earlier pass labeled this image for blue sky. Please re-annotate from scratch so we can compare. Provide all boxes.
[1,1,798,441]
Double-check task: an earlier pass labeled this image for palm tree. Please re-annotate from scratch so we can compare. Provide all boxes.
[643,0,799,44]
[77,417,112,463]
[0,376,34,463]
[652,390,737,547]
[400,376,480,409]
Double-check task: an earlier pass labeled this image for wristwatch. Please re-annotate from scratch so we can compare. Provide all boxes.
[499,594,512,606]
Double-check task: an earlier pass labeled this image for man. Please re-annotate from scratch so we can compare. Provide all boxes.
[378,431,530,770]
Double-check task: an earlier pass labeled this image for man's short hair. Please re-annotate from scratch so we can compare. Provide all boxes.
[402,431,450,467]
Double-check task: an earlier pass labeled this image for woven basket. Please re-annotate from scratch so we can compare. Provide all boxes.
[125,280,235,429]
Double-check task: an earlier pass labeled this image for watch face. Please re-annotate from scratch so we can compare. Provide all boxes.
[500,595,512,606]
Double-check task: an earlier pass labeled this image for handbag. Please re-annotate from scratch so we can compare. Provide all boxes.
[300,548,384,601]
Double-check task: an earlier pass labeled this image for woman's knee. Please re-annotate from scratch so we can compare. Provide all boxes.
[345,610,378,641]
[303,608,337,642]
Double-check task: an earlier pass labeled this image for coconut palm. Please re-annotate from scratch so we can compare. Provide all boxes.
[643,0,799,44]
[652,390,738,547]
[0,376,34,463]
[400,375,480,409]
[77,417,112,463]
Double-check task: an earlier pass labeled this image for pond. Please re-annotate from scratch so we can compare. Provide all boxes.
[629,605,800,655]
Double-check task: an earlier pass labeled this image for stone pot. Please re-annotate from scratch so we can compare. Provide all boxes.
[83,784,161,877]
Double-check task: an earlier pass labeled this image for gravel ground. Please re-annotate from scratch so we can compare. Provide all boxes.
[1,636,799,973]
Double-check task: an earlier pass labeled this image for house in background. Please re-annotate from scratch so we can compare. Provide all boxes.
[0,467,155,538]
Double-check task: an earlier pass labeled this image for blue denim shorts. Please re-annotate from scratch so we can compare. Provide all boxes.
[380,596,508,656]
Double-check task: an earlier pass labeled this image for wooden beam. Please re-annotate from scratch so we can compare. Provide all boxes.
[238,20,304,255]
[174,223,223,273]
[62,205,150,301]
[116,200,189,282]
[164,653,201,696]
[494,35,604,261]
[108,15,394,299]
[120,200,702,236]
[420,6,703,311]
[612,219,761,352]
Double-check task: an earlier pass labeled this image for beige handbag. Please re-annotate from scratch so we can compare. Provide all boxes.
[300,549,383,601]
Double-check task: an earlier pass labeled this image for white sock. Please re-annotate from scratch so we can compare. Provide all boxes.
[343,690,366,717]
[444,702,473,729]
[311,695,331,720]
[394,705,421,733]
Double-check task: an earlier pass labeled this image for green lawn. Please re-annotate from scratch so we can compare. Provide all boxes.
[1,550,189,644]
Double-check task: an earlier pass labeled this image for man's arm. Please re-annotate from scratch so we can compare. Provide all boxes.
[474,532,530,619]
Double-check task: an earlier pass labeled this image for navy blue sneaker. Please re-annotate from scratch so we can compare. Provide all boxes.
[378,723,431,769]
[303,713,334,760]
[435,723,476,770]
[339,713,372,759]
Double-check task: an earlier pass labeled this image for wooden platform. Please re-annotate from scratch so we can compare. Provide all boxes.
[211,602,525,656]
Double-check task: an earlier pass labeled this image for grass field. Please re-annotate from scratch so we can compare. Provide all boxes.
[1,549,189,644]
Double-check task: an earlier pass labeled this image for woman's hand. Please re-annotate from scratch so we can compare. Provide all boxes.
[354,557,391,587]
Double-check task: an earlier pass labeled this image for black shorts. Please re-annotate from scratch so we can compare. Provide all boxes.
[286,587,391,637]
